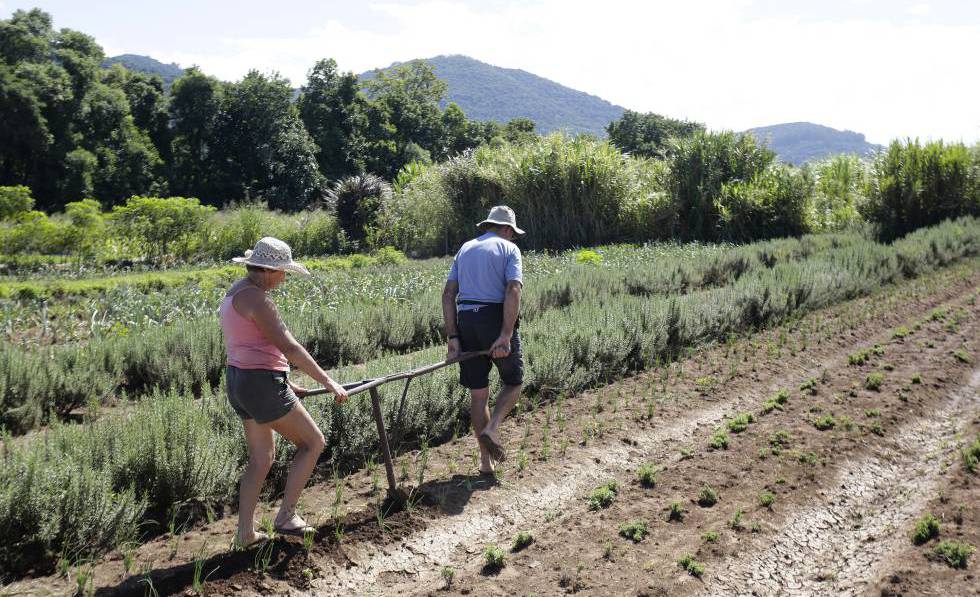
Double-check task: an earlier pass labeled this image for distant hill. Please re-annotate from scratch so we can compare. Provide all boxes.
[745,122,881,164]
[102,54,184,86]
[360,55,626,137]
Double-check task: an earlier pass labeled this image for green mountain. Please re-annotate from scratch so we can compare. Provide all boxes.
[102,54,184,86]
[745,122,881,164]
[360,55,626,136]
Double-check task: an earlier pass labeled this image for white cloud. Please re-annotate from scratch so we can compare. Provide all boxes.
[907,3,932,15]
[152,0,980,144]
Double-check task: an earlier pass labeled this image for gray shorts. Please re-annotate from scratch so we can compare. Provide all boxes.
[225,366,298,424]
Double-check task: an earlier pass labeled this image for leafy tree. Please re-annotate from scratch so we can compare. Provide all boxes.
[63,198,105,257]
[168,67,224,200]
[365,60,448,170]
[502,118,537,145]
[0,185,34,219]
[298,58,368,180]
[210,70,324,209]
[607,110,704,159]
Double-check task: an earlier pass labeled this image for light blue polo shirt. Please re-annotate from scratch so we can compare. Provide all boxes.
[447,232,523,312]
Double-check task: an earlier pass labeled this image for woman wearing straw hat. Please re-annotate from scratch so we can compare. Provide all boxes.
[220,237,348,547]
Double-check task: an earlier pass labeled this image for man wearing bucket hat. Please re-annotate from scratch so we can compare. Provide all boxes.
[442,206,525,473]
[220,237,348,548]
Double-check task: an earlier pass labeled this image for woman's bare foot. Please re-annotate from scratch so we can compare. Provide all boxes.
[234,530,269,550]
[274,511,315,536]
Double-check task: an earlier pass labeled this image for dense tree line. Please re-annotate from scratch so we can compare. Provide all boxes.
[0,9,536,211]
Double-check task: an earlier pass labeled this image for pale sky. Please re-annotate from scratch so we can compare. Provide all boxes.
[5,0,980,145]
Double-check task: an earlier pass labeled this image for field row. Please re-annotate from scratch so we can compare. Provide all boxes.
[0,218,977,580]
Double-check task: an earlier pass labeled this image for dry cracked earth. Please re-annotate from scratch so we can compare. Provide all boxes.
[7,259,980,597]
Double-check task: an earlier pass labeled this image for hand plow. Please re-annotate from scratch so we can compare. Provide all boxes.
[304,350,490,508]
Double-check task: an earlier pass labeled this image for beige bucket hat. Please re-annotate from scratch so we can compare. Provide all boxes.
[477,205,525,235]
[232,237,310,276]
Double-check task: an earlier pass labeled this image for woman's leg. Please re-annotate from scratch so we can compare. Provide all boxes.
[238,418,276,544]
[268,402,326,527]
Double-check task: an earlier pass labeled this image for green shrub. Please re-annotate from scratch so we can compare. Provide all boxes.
[726,412,753,433]
[0,185,35,220]
[931,540,975,569]
[759,492,775,509]
[717,164,812,242]
[864,139,979,241]
[328,174,392,246]
[808,155,868,232]
[865,373,884,391]
[636,464,658,488]
[575,249,603,265]
[697,484,719,507]
[511,531,534,552]
[587,481,618,510]
[963,435,980,474]
[709,428,730,450]
[813,415,837,431]
[482,544,505,570]
[677,553,705,577]
[110,196,215,262]
[910,513,941,545]
[618,520,648,542]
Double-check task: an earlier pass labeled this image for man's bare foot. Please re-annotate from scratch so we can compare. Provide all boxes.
[478,427,506,462]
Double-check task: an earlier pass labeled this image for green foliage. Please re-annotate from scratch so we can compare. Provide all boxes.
[759,492,775,509]
[931,540,975,569]
[963,435,980,474]
[808,155,869,232]
[697,484,718,507]
[587,480,618,510]
[726,412,753,433]
[717,164,813,241]
[511,531,534,552]
[863,139,980,240]
[0,186,34,219]
[701,531,719,543]
[606,110,704,159]
[328,174,392,246]
[575,249,603,265]
[618,519,648,542]
[813,415,837,431]
[110,196,214,261]
[667,131,776,242]
[910,513,941,545]
[636,464,657,488]
[482,544,505,570]
[865,372,884,391]
[709,428,730,450]
[677,553,705,577]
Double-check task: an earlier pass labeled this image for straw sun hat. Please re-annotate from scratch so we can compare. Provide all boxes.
[477,205,525,235]
[232,237,311,276]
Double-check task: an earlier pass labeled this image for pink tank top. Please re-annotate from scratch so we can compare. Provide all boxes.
[219,286,289,371]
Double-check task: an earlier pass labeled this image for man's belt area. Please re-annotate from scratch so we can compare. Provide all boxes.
[456,300,520,329]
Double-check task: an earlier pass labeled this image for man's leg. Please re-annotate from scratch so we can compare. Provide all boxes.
[481,383,522,451]
[470,387,493,472]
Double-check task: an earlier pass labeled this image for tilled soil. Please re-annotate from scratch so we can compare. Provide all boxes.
[7,260,979,597]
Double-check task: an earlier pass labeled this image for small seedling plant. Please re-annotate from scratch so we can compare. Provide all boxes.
[587,480,618,511]
[512,531,534,552]
[618,519,648,542]
[931,540,975,569]
[637,464,658,488]
[482,545,506,572]
[697,484,719,507]
[677,553,705,578]
[910,513,941,545]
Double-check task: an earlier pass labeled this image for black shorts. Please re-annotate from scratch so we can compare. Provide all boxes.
[456,304,524,390]
[225,366,298,424]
